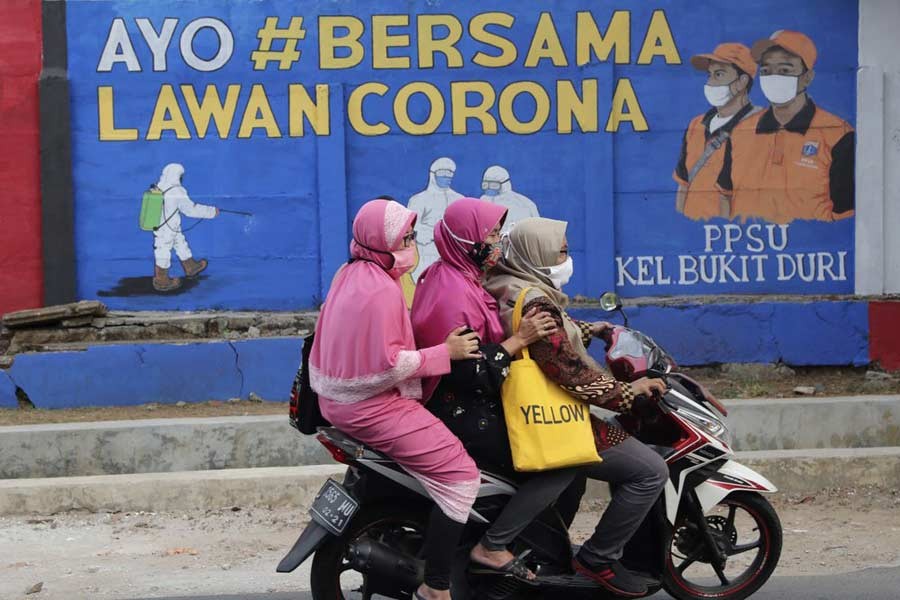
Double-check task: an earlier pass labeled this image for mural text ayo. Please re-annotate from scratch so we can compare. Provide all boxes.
[97,10,682,139]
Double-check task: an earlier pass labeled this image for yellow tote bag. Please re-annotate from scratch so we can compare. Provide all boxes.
[501,287,602,472]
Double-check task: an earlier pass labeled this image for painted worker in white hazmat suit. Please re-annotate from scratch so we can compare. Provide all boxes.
[407,157,463,281]
[479,165,539,232]
[152,163,219,292]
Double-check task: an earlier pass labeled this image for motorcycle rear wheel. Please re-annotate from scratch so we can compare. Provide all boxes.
[663,491,782,600]
[310,503,429,600]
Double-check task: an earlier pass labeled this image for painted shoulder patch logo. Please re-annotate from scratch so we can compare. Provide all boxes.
[801,141,819,157]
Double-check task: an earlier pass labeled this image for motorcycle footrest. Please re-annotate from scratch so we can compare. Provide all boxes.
[534,573,604,589]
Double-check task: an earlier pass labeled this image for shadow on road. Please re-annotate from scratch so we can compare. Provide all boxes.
[133,566,900,600]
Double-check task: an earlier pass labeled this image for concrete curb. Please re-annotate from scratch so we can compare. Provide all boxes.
[0,415,331,479]
[737,447,900,490]
[0,465,345,516]
[724,395,900,451]
[4,395,899,479]
[2,448,899,516]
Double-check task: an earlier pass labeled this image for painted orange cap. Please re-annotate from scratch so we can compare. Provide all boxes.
[690,43,757,78]
[751,30,817,70]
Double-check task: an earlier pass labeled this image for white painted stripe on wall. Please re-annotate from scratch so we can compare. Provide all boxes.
[858,0,900,294]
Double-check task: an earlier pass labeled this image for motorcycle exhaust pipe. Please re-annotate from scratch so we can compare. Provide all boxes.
[346,538,424,590]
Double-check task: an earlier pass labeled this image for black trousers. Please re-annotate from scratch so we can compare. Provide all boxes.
[422,506,465,590]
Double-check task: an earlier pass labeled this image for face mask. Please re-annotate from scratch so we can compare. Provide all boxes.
[482,188,500,197]
[387,245,417,279]
[703,83,733,107]
[434,175,453,189]
[472,241,502,272]
[442,221,500,271]
[760,74,800,105]
[545,256,574,289]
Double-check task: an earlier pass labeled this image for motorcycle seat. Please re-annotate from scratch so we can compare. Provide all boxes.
[317,427,392,461]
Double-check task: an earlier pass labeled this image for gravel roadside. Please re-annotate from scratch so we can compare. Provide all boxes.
[2,486,898,600]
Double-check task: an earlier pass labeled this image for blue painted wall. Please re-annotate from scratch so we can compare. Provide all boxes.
[0,371,17,409]
[0,301,868,409]
[570,301,869,367]
[4,338,301,409]
[66,0,859,310]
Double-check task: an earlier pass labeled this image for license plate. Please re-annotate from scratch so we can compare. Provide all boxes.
[309,479,359,536]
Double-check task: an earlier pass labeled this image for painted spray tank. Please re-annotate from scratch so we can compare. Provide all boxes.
[65,1,857,310]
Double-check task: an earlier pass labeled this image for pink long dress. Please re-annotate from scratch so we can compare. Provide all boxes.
[310,199,480,523]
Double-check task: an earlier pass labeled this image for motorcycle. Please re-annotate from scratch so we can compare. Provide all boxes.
[278,292,782,599]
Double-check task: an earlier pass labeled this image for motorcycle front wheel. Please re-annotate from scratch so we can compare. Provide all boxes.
[310,503,429,600]
[663,491,782,600]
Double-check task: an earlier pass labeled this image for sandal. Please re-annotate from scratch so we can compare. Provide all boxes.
[468,555,536,583]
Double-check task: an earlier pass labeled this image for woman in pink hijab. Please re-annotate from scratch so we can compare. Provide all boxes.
[310,198,482,600]
[411,198,573,582]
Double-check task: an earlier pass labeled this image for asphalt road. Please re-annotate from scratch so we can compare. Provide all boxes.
[140,566,900,600]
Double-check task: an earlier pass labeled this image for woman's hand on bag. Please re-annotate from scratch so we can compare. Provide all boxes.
[446,327,482,360]
[516,307,558,345]
[631,377,667,400]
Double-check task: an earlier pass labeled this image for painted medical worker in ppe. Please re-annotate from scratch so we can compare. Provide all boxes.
[152,163,219,292]
[479,166,539,232]
[407,157,463,281]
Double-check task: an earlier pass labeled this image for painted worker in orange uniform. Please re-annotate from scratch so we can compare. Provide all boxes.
[675,43,761,221]
[724,30,855,224]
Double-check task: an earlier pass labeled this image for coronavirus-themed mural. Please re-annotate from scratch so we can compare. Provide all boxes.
[407,157,463,282]
[65,0,858,310]
[480,165,540,232]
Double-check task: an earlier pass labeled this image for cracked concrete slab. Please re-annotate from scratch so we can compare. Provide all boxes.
[0,301,875,411]
[7,343,241,408]
[0,370,16,408]
[234,337,302,403]
[4,337,302,408]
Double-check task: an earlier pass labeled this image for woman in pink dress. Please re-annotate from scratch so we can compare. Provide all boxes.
[310,198,481,600]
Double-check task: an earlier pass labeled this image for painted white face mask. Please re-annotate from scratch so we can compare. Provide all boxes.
[545,256,574,289]
[760,74,800,105]
[703,83,733,107]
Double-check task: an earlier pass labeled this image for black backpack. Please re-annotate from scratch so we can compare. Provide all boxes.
[289,333,330,434]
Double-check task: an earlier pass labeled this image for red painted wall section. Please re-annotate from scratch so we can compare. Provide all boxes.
[0,1,43,314]
[869,302,900,371]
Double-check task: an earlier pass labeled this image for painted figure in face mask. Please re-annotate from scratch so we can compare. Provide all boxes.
[674,44,760,222]
[407,157,464,281]
[724,31,855,224]
[479,165,539,232]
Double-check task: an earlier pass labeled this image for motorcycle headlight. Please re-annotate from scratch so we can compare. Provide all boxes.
[678,408,731,446]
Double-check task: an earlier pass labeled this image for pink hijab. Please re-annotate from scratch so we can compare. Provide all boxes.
[411,198,508,400]
[311,199,420,397]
